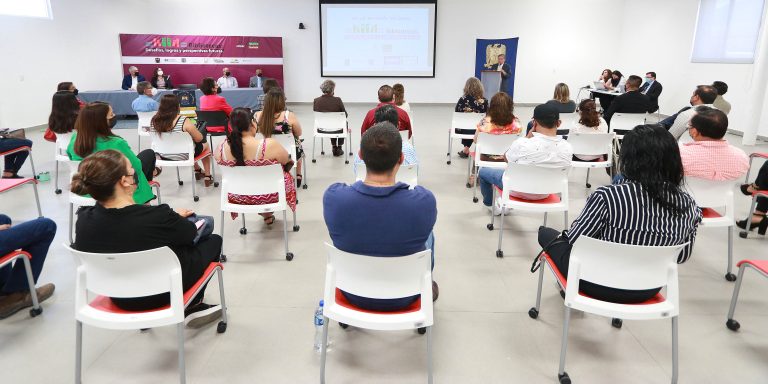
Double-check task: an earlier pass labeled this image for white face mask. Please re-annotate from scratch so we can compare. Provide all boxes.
[151,88,158,96]
[158,71,164,76]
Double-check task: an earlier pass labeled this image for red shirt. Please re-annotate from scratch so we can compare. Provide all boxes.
[360,102,412,138]
[199,94,233,132]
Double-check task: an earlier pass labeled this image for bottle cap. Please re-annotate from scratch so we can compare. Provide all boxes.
[319,300,324,307]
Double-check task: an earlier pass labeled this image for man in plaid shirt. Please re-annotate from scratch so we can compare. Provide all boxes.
[679,106,748,181]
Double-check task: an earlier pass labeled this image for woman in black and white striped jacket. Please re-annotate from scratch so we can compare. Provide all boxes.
[539,124,703,304]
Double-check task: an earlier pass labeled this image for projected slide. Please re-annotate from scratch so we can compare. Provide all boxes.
[320,2,436,77]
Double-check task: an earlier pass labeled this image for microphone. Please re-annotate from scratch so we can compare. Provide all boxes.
[580,85,590,89]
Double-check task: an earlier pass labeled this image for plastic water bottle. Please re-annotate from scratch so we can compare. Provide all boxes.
[313,300,325,352]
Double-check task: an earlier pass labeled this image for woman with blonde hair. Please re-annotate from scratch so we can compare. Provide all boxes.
[546,83,576,113]
[455,77,489,158]
[392,83,411,115]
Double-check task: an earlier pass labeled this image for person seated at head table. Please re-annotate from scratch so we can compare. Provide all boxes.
[121,66,145,91]
[216,67,238,89]
[249,69,265,88]
[151,67,173,90]
[639,72,663,113]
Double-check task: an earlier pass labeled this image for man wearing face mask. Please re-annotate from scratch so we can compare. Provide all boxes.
[131,81,159,113]
[664,85,719,141]
[679,106,748,181]
[639,72,663,113]
[121,66,146,91]
[216,67,238,89]
[249,69,265,88]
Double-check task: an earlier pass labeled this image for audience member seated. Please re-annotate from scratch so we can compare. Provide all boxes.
[323,123,438,311]
[739,161,768,232]
[361,85,412,138]
[664,85,718,140]
[393,83,411,115]
[354,105,418,178]
[255,78,279,112]
[545,83,577,113]
[47,91,80,142]
[67,102,157,204]
[249,69,264,88]
[313,79,348,157]
[216,67,238,89]
[0,214,56,319]
[473,92,522,159]
[712,81,732,115]
[455,77,489,158]
[538,124,702,304]
[71,150,223,327]
[215,108,297,226]
[121,66,145,91]
[639,71,663,113]
[255,89,305,187]
[679,106,748,181]
[604,75,650,124]
[478,104,572,214]
[150,67,173,89]
[0,133,33,179]
[199,77,233,133]
[571,99,609,161]
[131,81,159,113]
[151,94,213,187]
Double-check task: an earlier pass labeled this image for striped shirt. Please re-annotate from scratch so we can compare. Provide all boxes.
[566,181,703,263]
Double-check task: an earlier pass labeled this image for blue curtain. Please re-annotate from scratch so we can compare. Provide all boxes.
[475,38,519,98]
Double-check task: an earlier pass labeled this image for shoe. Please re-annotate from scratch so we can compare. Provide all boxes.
[203,174,213,187]
[332,146,343,157]
[432,281,439,302]
[457,151,469,159]
[296,174,303,188]
[0,283,55,319]
[185,303,222,328]
[740,183,757,196]
[495,197,511,216]
[737,216,768,235]
[485,204,502,216]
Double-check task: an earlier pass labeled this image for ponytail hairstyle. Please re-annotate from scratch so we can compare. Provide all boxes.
[227,108,252,166]
[577,99,600,128]
[151,94,181,135]
[73,102,114,158]
[70,150,128,202]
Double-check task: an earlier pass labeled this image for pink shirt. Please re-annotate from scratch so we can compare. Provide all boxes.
[679,140,749,181]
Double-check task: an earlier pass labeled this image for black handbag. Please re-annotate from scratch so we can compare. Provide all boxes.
[530,231,570,273]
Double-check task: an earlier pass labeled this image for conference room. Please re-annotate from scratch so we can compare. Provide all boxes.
[2,0,768,383]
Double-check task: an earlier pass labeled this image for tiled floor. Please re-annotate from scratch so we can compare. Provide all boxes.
[1,104,767,383]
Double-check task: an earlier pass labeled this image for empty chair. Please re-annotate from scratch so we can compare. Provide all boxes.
[469,132,519,200]
[568,132,615,188]
[529,236,687,384]
[67,245,228,384]
[726,259,768,331]
[446,112,485,165]
[608,112,648,139]
[53,132,73,194]
[319,243,434,383]
[150,131,215,202]
[136,111,155,151]
[312,111,350,164]
[194,110,229,152]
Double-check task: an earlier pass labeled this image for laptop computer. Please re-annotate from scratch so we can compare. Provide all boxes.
[593,81,607,90]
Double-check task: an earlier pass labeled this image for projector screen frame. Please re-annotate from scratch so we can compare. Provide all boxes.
[319,0,438,78]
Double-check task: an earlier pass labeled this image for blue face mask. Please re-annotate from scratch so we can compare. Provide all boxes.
[646,77,653,83]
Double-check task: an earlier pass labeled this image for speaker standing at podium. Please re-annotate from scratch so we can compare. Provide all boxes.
[491,54,511,93]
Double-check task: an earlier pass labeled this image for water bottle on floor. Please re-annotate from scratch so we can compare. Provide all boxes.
[313,300,325,352]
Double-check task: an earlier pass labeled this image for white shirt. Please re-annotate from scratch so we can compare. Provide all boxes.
[131,76,138,90]
[504,133,573,200]
[570,118,609,161]
[669,104,716,141]
[217,76,238,89]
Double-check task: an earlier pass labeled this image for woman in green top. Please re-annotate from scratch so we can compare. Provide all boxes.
[67,102,157,204]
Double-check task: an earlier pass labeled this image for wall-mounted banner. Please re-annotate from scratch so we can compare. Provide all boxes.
[119,34,284,89]
[474,38,519,99]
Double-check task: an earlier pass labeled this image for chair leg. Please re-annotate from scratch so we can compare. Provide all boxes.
[312,136,317,162]
[532,256,545,315]
[557,307,572,379]
[75,320,83,384]
[283,210,293,261]
[446,130,452,164]
[177,323,186,384]
[543,212,548,227]
[745,157,754,183]
[427,326,434,384]
[69,203,74,245]
[217,268,228,325]
[727,264,747,324]
[241,214,246,233]
[488,186,496,229]
[563,211,568,230]
[741,196,759,238]
[726,228,735,281]
[497,206,505,257]
[320,316,330,384]
[466,151,473,187]
[585,168,591,188]
[29,153,37,177]
[671,316,679,384]
[21,256,41,312]
[348,129,353,157]
[155,184,162,205]
[191,168,198,202]
[472,163,479,202]
[54,160,60,193]
[32,181,42,218]
[176,167,181,184]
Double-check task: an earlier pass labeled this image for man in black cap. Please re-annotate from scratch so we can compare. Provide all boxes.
[478,103,573,215]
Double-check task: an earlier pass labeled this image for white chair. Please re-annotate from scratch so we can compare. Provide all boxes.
[739,152,768,239]
[136,111,155,151]
[218,164,298,262]
[470,132,520,202]
[609,112,648,139]
[684,177,737,281]
[319,243,434,384]
[0,146,42,218]
[311,112,350,164]
[567,132,615,188]
[528,236,687,384]
[150,131,215,202]
[354,162,418,186]
[272,133,308,190]
[446,112,485,165]
[53,132,72,194]
[489,163,569,258]
[67,245,228,384]
[0,250,42,317]
[559,112,579,128]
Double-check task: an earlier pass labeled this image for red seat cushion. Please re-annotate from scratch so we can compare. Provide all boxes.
[0,178,36,193]
[0,146,31,157]
[0,250,30,267]
[493,186,561,204]
[87,262,223,314]
[751,152,768,159]
[543,252,666,305]
[334,288,421,315]
[701,208,723,219]
[736,259,768,274]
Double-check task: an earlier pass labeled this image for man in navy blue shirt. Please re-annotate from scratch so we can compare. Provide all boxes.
[323,122,438,311]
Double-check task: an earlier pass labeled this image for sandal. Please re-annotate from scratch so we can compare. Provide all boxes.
[203,174,213,187]
[263,215,275,225]
[153,167,162,178]
[194,166,204,181]
[296,174,303,188]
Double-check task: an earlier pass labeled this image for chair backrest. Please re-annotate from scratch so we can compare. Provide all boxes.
[55,132,72,159]
[451,112,485,131]
[355,162,418,186]
[609,113,647,135]
[684,177,735,215]
[136,111,156,130]
[475,132,519,158]
[560,112,578,128]
[324,243,431,300]
[219,163,286,207]
[195,110,229,127]
[567,133,615,157]
[271,134,296,160]
[567,236,686,293]
[314,112,347,132]
[502,162,569,197]
[150,131,194,161]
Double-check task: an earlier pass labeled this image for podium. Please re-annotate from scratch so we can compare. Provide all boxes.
[481,70,501,99]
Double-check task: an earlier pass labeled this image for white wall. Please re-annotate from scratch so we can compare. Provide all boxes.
[1,0,758,135]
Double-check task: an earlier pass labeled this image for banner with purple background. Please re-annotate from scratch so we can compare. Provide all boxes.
[119,34,284,89]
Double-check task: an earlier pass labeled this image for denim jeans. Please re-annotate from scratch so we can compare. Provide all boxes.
[0,215,56,293]
[479,168,504,206]
[0,138,33,175]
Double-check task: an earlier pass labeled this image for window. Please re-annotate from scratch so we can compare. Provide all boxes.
[0,0,52,19]
[691,0,765,63]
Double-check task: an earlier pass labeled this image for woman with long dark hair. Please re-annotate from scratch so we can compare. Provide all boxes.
[215,108,296,225]
[66,102,157,204]
[150,67,173,89]
[48,91,80,134]
[151,94,213,186]
[254,89,304,186]
[538,124,702,303]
